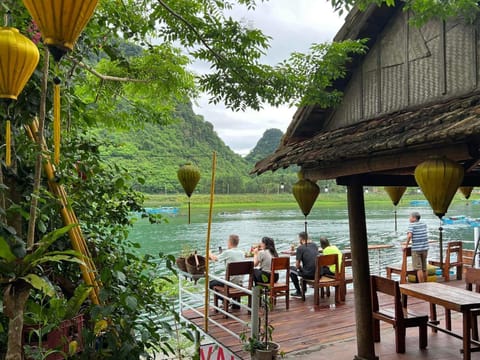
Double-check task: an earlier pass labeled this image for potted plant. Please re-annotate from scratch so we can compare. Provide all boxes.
[241,286,281,360]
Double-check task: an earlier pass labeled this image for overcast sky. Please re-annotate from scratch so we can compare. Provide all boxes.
[191,1,345,156]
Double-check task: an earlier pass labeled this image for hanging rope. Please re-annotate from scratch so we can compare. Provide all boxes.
[5,119,11,167]
[53,76,61,165]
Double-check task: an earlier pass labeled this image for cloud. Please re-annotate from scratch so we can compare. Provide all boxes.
[192,1,344,155]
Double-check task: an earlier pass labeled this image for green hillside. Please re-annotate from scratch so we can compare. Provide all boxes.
[98,102,253,193]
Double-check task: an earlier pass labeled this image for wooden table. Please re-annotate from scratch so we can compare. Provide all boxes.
[400,282,480,360]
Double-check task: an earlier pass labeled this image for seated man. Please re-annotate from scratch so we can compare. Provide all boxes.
[208,234,245,309]
[319,237,342,276]
[290,232,318,297]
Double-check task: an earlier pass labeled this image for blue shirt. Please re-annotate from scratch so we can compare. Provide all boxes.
[407,221,429,251]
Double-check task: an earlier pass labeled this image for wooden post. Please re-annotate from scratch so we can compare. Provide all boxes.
[347,181,377,360]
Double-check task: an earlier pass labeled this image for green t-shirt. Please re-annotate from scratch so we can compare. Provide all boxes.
[322,245,342,273]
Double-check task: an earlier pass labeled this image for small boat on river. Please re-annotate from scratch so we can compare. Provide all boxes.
[144,206,179,215]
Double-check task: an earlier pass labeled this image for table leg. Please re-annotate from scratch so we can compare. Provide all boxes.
[430,303,438,333]
[463,311,472,360]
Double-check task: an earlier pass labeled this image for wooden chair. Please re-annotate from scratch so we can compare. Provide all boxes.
[465,268,480,340]
[386,247,419,284]
[257,256,290,309]
[370,275,428,353]
[340,251,353,301]
[462,249,476,272]
[429,241,463,281]
[301,254,343,305]
[213,261,254,316]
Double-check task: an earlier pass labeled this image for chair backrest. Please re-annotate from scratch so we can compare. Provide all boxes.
[446,241,463,264]
[400,247,413,278]
[465,267,480,292]
[225,261,254,288]
[315,254,340,281]
[268,256,290,287]
[370,275,404,321]
[463,249,476,269]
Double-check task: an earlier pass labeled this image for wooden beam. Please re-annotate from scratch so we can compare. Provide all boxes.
[303,144,473,180]
[337,173,480,186]
[347,179,377,360]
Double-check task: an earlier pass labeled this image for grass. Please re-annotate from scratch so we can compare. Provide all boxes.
[143,190,479,211]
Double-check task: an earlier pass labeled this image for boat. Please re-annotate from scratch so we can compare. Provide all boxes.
[442,215,468,225]
[409,200,429,206]
[144,207,179,215]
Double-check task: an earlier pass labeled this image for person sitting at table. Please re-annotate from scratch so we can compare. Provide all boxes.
[253,236,279,285]
[320,237,343,275]
[290,231,318,297]
[208,234,245,308]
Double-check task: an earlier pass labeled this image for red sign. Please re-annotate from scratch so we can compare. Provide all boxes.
[200,343,237,360]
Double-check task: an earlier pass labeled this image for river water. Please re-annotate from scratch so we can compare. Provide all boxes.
[129,200,480,274]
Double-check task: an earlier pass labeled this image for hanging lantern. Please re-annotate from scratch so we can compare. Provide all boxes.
[414,156,464,269]
[384,186,406,232]
[460,186,474,200]
[0,27,40,166]
[22,0,99,165]
[177,163,201,224]
[414,157,464,218]
[22,0,99,62]
[292,171,320,233]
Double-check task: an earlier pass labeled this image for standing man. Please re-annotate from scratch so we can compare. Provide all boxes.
[290,232,318,297]
[405,211,429,282]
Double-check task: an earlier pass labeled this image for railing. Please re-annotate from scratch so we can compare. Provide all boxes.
[178,270,259,342]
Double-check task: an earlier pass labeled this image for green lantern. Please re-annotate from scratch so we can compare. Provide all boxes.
[177,162,201,224]
[414,156,464,268]
[384,186,406,232]
[460,186,474,200]
[292,171,320,233]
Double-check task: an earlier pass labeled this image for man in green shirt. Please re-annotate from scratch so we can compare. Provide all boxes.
[320,237,342,275]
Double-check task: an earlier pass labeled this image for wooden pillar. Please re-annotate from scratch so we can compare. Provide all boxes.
[347,181,377,360]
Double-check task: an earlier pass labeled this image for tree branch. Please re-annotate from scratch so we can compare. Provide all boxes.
[68,57,149,83]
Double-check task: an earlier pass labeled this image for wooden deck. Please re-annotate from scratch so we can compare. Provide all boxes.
[182,280,480,359]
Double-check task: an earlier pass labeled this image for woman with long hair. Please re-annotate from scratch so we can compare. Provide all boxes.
[253,236,279,284]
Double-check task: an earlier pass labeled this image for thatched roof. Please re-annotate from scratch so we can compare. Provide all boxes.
[252,92,480,182]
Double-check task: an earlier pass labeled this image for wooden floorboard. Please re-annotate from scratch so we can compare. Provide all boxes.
[182,280,471,359]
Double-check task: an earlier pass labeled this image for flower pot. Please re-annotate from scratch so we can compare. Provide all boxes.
[23,314,84,360]
[176,257,188,272]
[251,342,280,360]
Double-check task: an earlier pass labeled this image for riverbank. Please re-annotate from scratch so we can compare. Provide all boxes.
[143,191,478,211]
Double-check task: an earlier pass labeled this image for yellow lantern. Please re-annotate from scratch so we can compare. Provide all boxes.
[414,157,464,218]
[384,186,406,232]
[0,27,40,166]
[22,0,99,61]
[460,186,474,200]
[177,163,201,224]
[292,171,320,233]
[414,156,464,268]
[22,0,99,164]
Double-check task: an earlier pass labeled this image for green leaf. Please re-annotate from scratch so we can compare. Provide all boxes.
[21,274,55,297]
[0,236,16,262]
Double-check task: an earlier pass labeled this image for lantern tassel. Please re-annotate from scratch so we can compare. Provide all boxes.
[53,77,61,165]
[5,119,11,166]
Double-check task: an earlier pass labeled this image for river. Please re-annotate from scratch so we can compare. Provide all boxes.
[128,200,480,273]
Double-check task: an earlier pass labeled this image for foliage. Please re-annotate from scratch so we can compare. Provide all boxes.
[244,129,284,165]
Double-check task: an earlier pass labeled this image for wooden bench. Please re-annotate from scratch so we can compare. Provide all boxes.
[371,275,428,353]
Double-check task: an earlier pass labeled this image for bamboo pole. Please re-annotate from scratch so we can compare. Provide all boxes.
[25,119,100,304]
[204,151,217,331]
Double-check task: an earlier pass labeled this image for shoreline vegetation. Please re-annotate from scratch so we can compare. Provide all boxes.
[143,191,479,211]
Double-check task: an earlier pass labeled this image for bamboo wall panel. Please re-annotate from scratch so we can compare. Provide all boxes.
[328,74,363,128]
[446,22,475,93]
[409,36,441,105]
[325,12,479,133]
